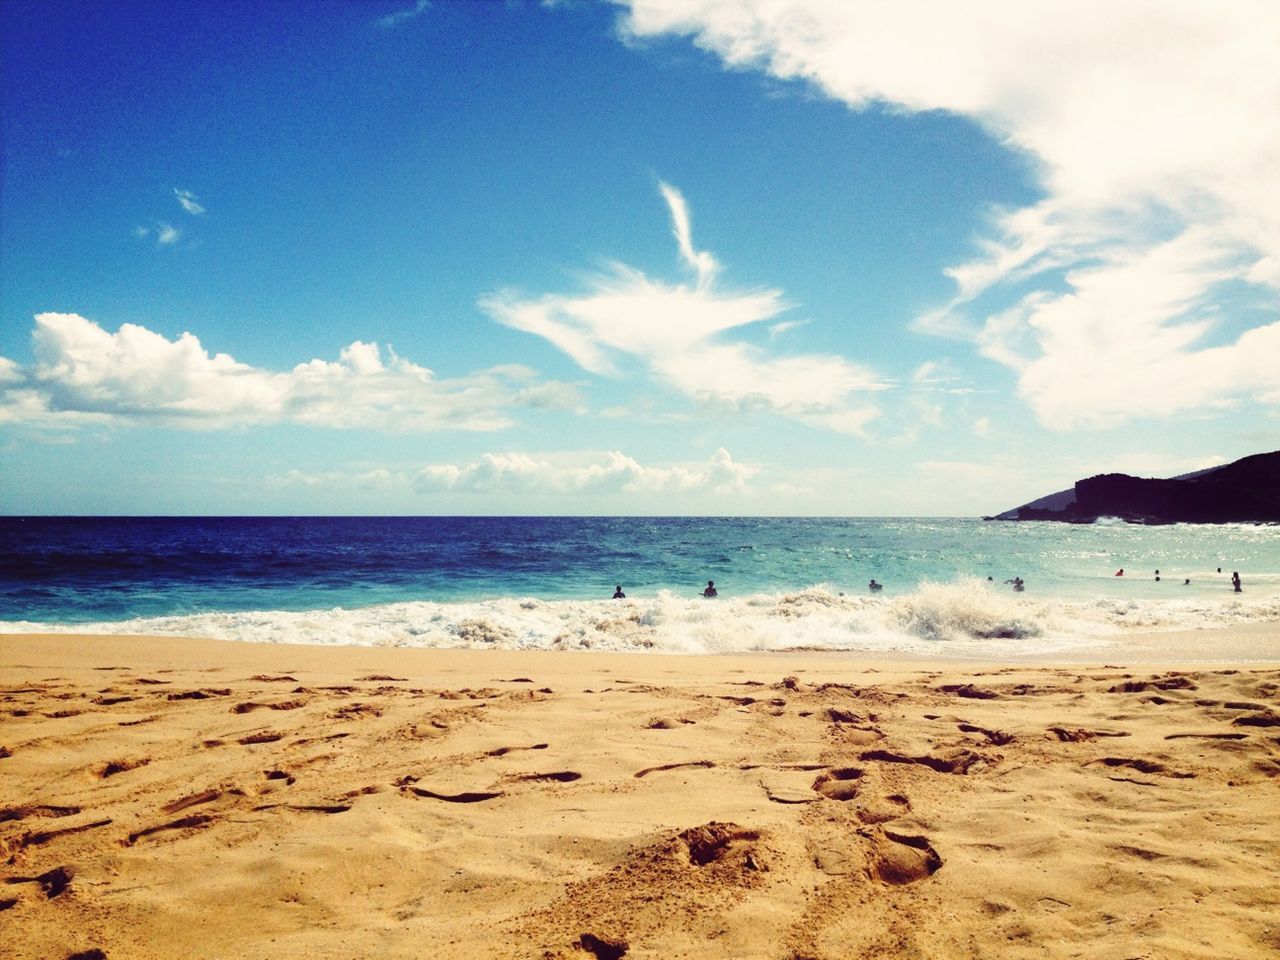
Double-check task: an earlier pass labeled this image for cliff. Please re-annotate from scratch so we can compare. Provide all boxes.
[990,451,1280,524]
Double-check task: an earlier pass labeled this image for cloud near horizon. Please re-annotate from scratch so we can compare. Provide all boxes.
[481,181,885,435]
[618,0,1280,430]
[264,448,757,498]
[412,447,755,496]
[0,312,581,432]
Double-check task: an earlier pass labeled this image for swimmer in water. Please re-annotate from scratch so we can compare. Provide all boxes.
[612,585,625,599]
[703,580,718,598]
[868,579,883,592]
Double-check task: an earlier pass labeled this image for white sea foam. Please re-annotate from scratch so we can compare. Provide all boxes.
[4,579,1278,658]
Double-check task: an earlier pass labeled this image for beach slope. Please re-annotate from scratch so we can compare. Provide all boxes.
[3,633,1279,959]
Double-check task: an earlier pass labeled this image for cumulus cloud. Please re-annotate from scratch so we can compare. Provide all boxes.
[0,312,580,432]
[617,0,1280,429]
[413,447,755,495]
[173,188,205,215]
[482,182,884,433]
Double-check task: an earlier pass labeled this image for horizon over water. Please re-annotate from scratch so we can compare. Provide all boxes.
[2,516,1277,658]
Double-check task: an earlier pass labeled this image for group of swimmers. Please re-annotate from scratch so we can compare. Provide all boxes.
[612,565,1246,600]
[612,580,718,599]
[1114,567,1243,591]
[612,575,1037,599]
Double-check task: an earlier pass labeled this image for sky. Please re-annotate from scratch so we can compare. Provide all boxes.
[1,0,1277,516]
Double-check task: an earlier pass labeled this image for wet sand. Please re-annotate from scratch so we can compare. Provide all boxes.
[3,632,1279,959]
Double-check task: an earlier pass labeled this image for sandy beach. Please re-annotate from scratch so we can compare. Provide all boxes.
[3,631,1279,959]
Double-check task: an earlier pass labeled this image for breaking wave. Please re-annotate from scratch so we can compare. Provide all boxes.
[4,578,1278,658]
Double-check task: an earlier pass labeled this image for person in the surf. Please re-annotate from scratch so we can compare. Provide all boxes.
[612,585,626,599]
[1232,571,1242,592]
[1005,576,1025,592]
[702,580,718,598]
[868,579,883,592]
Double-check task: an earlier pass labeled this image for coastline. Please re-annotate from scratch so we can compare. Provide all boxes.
[4,632,1279,958]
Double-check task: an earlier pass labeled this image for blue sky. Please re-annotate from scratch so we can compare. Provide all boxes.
[2,0,1277,515]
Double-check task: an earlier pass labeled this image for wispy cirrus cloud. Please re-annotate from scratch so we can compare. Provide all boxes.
[481,182,884,434]
[375,0,430,30]
[173,188,205,215]
[134,222,181,246]
[0,312,581,432]
[617,0,1280,430]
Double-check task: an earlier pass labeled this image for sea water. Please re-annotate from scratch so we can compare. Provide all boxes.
[1,517,1277,657]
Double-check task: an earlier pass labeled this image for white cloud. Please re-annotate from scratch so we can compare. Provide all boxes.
[481,182,884,433]
[617,0,1280,430]
[658,180,718,287]
[134,222,180,246]
[173,188,205,215]
[376,0,430,30]
[0,312,580,432]
[413,447,755,495]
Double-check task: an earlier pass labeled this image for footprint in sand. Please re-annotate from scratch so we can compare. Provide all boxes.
[0,804,81,822]
[678,822,761,866]
[957,722,1015,745]
[231,699,307,714]
[166,688,232,701]
[405,786,504,803]
[578,933,629,960]
[1049,727,1131,742]
[633,760,715,778]
[122,814,216,847]
[511,771,582,784]
[94,757,151,778]
[252,802,352,814]
[812,767,864,801]
[3,818,113,856]
[161,789,228,814]
[486,743,549,757]
[645,717,695,729]
[329,703,383,720]
[859,747,985,775]
[5,865,75,898]
[869,829,942,885]
[937,683,1000,700]
[237,732,285,745]
[1089,757,1195,779]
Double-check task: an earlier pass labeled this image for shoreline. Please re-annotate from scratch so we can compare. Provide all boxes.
[3,615,1279,666]
[3,632,1278,958]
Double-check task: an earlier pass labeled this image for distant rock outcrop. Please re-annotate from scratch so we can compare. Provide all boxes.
[990,451,1280,524]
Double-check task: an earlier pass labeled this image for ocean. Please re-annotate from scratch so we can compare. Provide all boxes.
[1,516,1277,657]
